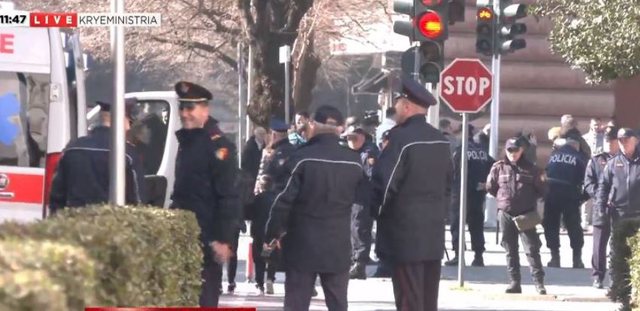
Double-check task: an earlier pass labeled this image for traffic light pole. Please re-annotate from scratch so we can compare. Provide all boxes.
[458,112,469,287]
[486,0,502,231]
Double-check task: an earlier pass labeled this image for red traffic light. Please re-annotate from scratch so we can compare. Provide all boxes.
[477,7,494,20]
[417,11,443,40]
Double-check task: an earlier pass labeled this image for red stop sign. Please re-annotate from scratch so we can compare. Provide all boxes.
[439,58,493,113]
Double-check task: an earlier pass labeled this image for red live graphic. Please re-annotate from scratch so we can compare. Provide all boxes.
[85,308,256,311]
[30,12,78,27]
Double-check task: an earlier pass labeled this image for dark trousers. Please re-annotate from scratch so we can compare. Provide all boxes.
[499,211,545,282]
[592,224,611,280]
[391,260,441,311]
[227,231,240,284]
[284,269,349,311]
[543,196,584,251]
[450,193,486,254]
[200,261,223,307]
[252,241,276,287]
[351,203,373,264]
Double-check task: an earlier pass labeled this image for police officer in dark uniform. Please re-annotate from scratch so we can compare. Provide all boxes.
[344,126,379,279]
[49,98,144,213]
[584,125,619,288]
[264,105,364,311]
[486,138,547,295]
[251,118,296,295]
[372,75,453,311]
[543,138,587,268]
[263,118,297,191]
[169,81,241,307]
[446,131,495,267]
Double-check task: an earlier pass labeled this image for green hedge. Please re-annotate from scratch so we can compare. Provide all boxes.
[609,217,640,310]
[0,240,96,311]
[0,206,203,308]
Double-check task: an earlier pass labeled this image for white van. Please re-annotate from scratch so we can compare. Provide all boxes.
[0,11,87,222]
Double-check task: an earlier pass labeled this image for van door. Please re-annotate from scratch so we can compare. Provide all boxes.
[0,71,50,222]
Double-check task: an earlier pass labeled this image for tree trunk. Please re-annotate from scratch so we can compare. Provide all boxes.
[292,30,320,116]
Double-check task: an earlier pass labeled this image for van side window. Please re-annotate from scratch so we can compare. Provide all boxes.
[0,72,50,168]
[128,100,170,175]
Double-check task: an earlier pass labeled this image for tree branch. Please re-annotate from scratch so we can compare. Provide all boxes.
[149,35,238,69]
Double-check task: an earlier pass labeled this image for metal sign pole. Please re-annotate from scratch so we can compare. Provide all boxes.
[237,42,244,168]
[458,112,469,287]
[280,45,292,123]
[487,0,502,230]
[109,0,126,206]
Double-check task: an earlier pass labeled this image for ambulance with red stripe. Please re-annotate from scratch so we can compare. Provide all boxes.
[0,3,88,222]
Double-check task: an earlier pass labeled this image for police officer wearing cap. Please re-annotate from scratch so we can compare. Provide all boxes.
[486,137,547,295]
[584,125,619,288]
[542,137,588,269]
[49,98,144,213]
[169,81,241,307]
[596,127,640,268]
[446,126,495,267]
[264,105,364,311]
[371,74,453,311]
[344,126,380,279]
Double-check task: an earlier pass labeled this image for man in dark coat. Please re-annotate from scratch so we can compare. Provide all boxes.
[583,125,619,288]
[168,81,241,307]
[486,138,547,295]
[265,105,364,311]
[344,126,380,279]
[543,138,588,268]
[49,98,144,213]
[446,135,495,267]
[372,74,453,311]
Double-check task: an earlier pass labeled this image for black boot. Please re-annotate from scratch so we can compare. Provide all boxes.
[505,281,522,294]
[445,254,459,266]
[471,252,484,267]
[573,250,585,269]
[506,274,522,294]
[534,278,547,295]
[547,249,560,268]
[349,262,367,280]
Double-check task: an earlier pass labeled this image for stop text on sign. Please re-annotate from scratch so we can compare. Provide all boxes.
[442,76,491,97]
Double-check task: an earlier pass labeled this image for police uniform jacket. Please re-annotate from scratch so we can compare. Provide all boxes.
[265,133,364,273]
[486,157,547,216]
[452,140,494,200]
[596,149,640,219]
[263,138,296,190]
[371,114,453,263]
[49,126,143,214]
[170,117,241,257]
[545,144,587,201]
[584,152,614,226]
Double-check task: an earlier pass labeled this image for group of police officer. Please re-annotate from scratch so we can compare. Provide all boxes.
[48,73,640,309]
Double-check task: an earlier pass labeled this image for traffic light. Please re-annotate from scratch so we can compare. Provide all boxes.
[393,0,417,41]
[393,0,449,42]
[415,0,449,41]
[475,2,495,56]
[419,40,444,83]
[497,0,527,53]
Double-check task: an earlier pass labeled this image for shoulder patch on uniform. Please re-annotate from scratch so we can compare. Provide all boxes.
[216,147,229,160]
[211,134,221,141]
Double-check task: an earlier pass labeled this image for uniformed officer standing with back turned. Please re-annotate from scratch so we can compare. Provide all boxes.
[446,130,495,267]
[264,105,364,311]
[372,74,453,311]
[169,81,241,307]
[543,138,587,268]
[49,98,144,213]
